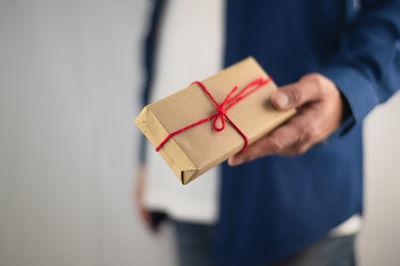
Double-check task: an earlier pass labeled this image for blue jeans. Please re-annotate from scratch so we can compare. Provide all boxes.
[271,234,356,266]
[173,220,215,266]
[172,220,356,266]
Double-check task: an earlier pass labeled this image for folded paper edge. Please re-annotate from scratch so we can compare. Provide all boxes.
[180,169,198,185]
[135,106,199,184]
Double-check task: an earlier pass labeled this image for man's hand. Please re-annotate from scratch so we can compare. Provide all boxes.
[134,164,153,228]
[228,73,343,166]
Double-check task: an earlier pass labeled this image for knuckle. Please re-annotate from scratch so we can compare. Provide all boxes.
[291,87,304,104]
[268,138,282,152]
[299,131,309,142]
[311,128,324,141]
[297,145,309,155]
[302,73,327,95]
[302,124,322,142]
[249,154,258,162]
[306,73,324,86]
[249,147,262,160]
[289,144,309,156]
[243,146,262,162]
[305,130,318,141]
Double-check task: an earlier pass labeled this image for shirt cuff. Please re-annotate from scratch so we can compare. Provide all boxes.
[320,65,378,136]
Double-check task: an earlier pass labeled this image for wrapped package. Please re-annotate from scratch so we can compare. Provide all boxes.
[135,57,296,184]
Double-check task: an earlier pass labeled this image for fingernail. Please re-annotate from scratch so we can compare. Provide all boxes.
[274,91,288,108]
[228,157,244,166]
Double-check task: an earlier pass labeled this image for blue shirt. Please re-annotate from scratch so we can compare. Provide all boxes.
[142,0,400,265]
[219,1,400,265]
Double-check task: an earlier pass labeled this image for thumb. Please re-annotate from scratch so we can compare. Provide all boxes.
[270,79,321,110]
[270,89,290,110]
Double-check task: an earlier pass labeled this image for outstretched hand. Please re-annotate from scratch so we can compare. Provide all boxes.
[228,73,344,166]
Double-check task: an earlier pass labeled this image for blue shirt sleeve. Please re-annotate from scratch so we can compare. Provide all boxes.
[321,0,400,135]
[138,0,167,164]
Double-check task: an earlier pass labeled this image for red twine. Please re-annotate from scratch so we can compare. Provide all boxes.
[155,77,272,152]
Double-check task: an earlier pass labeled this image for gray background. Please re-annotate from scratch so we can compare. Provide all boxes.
[0,1,399,265]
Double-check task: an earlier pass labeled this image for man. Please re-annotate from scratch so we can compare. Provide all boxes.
[140,0,400,265]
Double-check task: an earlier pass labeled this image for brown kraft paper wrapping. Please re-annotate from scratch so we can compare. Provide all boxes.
[135,57,296,185]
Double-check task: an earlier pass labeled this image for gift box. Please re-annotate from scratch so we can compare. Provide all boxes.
[135,57,296,184]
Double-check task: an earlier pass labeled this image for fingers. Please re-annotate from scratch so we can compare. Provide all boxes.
[228,119,302,166]
[228,107,322,166]
[270,74,324,110]
[139,205,154,229]
[227,74,343,165]
[278,141,313,157]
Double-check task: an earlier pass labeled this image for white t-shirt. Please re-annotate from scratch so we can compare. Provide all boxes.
[143,0,224,224]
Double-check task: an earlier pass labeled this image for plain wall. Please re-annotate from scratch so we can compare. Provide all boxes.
[0,1,399,266]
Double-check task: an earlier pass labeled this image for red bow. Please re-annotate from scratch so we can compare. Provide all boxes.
[156,77,272,152]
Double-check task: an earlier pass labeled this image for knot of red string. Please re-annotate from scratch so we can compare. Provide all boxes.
[155,77,272,152]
